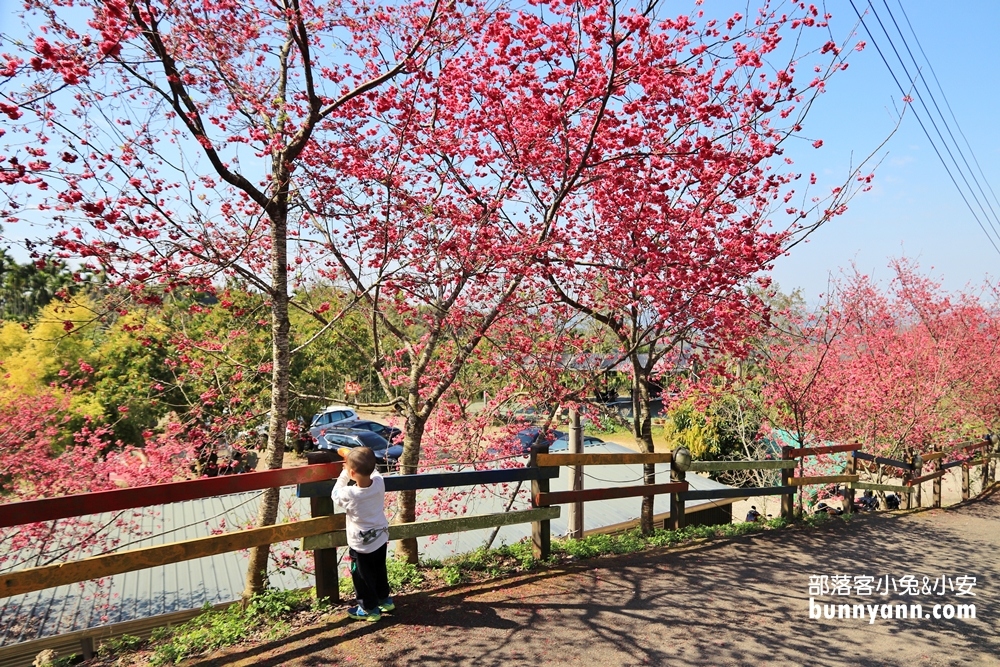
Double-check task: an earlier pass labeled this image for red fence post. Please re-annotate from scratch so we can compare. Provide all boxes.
[307,451,340,602]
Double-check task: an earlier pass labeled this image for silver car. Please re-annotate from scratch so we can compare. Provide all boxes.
[309,406,359,443]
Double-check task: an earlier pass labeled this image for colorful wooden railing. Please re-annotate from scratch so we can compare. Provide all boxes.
[0,452,566,665]
[1,464,342,599]
[297,450,562,583]
[0,464,340,529]
[526,441,873,534]
[907,436,998,507]
[1,454,562,604]
[1,432,996,664]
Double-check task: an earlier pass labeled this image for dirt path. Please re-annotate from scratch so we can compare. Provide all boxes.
[190,492,1000,667]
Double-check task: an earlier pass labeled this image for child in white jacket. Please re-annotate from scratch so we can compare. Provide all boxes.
[332,447,392,621]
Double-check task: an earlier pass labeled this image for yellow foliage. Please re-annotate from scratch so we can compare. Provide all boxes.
[659,399,720,460]
[662,419,714,459]
[0,297,100,395]
[69,391,105,420]
[0,321,29,361]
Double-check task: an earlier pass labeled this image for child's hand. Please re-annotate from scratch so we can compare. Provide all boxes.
[337,447,351,459]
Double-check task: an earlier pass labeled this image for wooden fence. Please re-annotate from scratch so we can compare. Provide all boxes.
[1,434,998,664]
[0,453,561,663]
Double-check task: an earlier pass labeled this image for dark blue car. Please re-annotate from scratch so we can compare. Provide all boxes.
[345,420,402,444]
[318,428,404,472]
[516,427,567,454]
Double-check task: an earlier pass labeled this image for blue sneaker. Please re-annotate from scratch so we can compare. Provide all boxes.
[347,604,381,622]
[378,597,395,613]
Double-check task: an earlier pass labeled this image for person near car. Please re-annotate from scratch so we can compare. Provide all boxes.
[332,446,394,622]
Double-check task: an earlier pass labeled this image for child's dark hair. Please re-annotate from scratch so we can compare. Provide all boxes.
[346,447,377,476]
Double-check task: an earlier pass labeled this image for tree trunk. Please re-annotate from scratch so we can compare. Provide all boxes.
[632,371,655,534]
[395,406,426,564]
[242,204,291,601]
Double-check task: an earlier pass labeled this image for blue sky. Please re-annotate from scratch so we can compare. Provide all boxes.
[768,0,1000,300]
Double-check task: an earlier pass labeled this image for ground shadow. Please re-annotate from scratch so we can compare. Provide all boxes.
[186,494,1000,667]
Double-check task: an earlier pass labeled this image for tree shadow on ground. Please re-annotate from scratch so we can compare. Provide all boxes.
[187,493,1000,667]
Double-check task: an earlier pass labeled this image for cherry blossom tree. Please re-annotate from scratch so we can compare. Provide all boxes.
[297,0,876,539]
[510,1,867,531]
[812,262,995,461]
[1,0,484,594]
[0,387,197,569]
[761,289,847,451]
[957,282,1000,436]
[765,261,1000,495]
[2,0,880,573]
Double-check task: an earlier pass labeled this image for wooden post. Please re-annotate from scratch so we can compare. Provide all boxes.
[80,636,95,660]
[306,451,339,602]
[985,441,991,492]
[780,446,794,520]
[902,453,913,510]
[912,454,923,509]
[567,409,584,539]
[530,442,551,560]
[962,462,970,502]
[932,447,942,509]
[989,435,998,486]
[844,453,856,515]
[670,462,686,531]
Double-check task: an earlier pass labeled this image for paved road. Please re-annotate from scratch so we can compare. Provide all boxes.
[193,491,1000,667]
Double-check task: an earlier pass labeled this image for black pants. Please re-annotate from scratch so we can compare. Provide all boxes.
[349,543,390,611]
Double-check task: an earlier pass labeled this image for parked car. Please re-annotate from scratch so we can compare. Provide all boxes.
[309,406,360,442]
[345,420,402,444]
[550,433,605,452]
[516,426,566,454]
[317,428,403,472]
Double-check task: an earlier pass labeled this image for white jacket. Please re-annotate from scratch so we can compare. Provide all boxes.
[331,467,389,553]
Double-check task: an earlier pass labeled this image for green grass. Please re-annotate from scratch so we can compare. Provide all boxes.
[420,515,794,584]
[138,588,312,665]
[584,421,668,440]
[97,633,143,656]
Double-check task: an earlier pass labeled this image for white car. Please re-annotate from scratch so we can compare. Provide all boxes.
[309,406,359,442]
